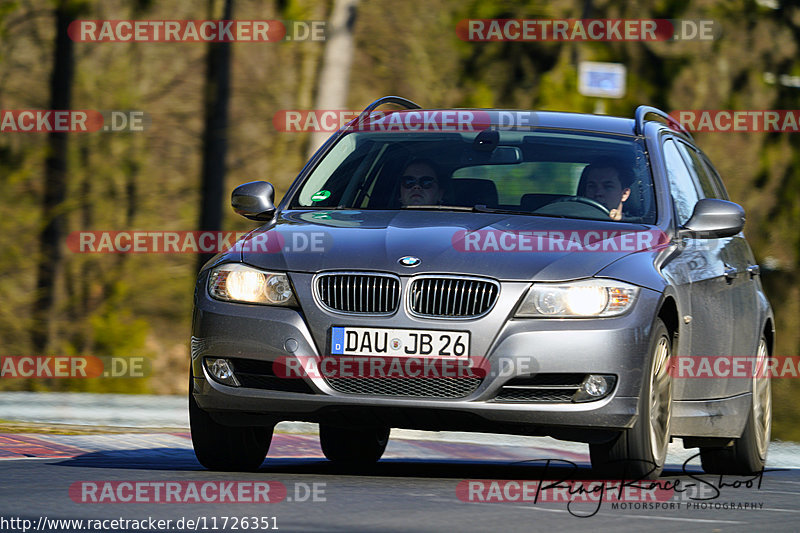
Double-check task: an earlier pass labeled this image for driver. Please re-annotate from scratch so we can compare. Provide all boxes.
[580,163,633,221]
[398,159,445,206]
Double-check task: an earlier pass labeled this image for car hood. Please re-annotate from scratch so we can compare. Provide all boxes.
[239,210,657,281]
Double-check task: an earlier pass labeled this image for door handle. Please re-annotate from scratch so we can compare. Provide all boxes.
[747,264,760,278]
[724,266,739,280]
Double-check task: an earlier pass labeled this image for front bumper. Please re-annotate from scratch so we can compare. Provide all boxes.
[191,271,663,442]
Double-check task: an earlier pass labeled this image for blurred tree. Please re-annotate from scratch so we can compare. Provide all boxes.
[197,0,234,271]
[31,0,82,354]
[307,0,359,157]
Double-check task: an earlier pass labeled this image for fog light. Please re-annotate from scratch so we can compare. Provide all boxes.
[206,358,240,386]
[573,374,616,402]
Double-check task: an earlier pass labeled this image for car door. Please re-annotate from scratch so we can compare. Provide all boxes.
[699,151,761,394]
[662,138,732,400]
[677,142,760,397]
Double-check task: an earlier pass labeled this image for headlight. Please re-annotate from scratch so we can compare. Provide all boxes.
[515,279,639,318]
[208,264,298,306]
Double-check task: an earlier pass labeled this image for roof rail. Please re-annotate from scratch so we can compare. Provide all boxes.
[355,96,421,124]
[634,105,693,140]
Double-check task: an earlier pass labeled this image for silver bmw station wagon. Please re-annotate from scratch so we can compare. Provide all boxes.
[189,97,773,479]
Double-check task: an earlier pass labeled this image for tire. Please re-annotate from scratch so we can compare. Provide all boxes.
[700,337,771,475]
[319,424,390,464]
[590,317,674,480]
[189,373,272,471]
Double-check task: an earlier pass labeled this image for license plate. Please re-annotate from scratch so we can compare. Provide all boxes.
[331,327,469,357]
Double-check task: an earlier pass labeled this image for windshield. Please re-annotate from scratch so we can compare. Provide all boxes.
[290,129,655,223]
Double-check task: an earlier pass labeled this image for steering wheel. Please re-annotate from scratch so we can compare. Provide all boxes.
[543,196,611,217]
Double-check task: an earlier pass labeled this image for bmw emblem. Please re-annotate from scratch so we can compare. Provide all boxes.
[398,256,421,267]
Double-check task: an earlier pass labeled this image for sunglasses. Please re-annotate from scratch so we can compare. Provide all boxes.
[401,176,437,189]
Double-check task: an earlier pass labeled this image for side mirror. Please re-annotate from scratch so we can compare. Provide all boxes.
[678,198,745,239]
[231,181,276,221]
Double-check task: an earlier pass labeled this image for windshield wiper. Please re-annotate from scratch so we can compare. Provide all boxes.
[401,205,475,211]
[470,205,568,218]
[401,204,570,218]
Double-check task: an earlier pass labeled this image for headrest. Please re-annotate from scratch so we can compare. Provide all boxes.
[449,178,498,207]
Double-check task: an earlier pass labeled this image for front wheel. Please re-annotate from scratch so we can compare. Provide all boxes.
[700,337,771,475]
[590,317,674,479]
[189,374,272,471]
[319,424,390,464]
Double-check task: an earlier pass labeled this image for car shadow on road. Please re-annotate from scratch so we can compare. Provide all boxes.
[53,448,205,471]
[259,457,699,480]
[51,448,698,480]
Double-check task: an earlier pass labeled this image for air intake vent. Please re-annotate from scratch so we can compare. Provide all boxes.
[225,357,315,394]
[316,273,400,314]
[493,373,586,403]
[325,377,482,398]
[409,277,499,318]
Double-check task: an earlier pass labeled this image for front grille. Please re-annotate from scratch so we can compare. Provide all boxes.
[409,277,499,318]
[493,373,586,403]
[316,273,400,314]
[326,377,482,398]
[228,357,315,394]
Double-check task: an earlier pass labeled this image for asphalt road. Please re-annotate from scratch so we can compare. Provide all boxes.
[1,430,798,533]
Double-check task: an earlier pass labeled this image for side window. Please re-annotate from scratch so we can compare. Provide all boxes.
[662,139,701,225]
[676,141,720,199]
[700,153,731,201]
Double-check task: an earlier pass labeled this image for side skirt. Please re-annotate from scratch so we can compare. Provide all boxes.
[670,393,750,438]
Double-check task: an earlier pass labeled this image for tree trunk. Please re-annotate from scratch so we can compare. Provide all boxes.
[31,0,76,353]
[197,0,234,271]
[307,0,359,158]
